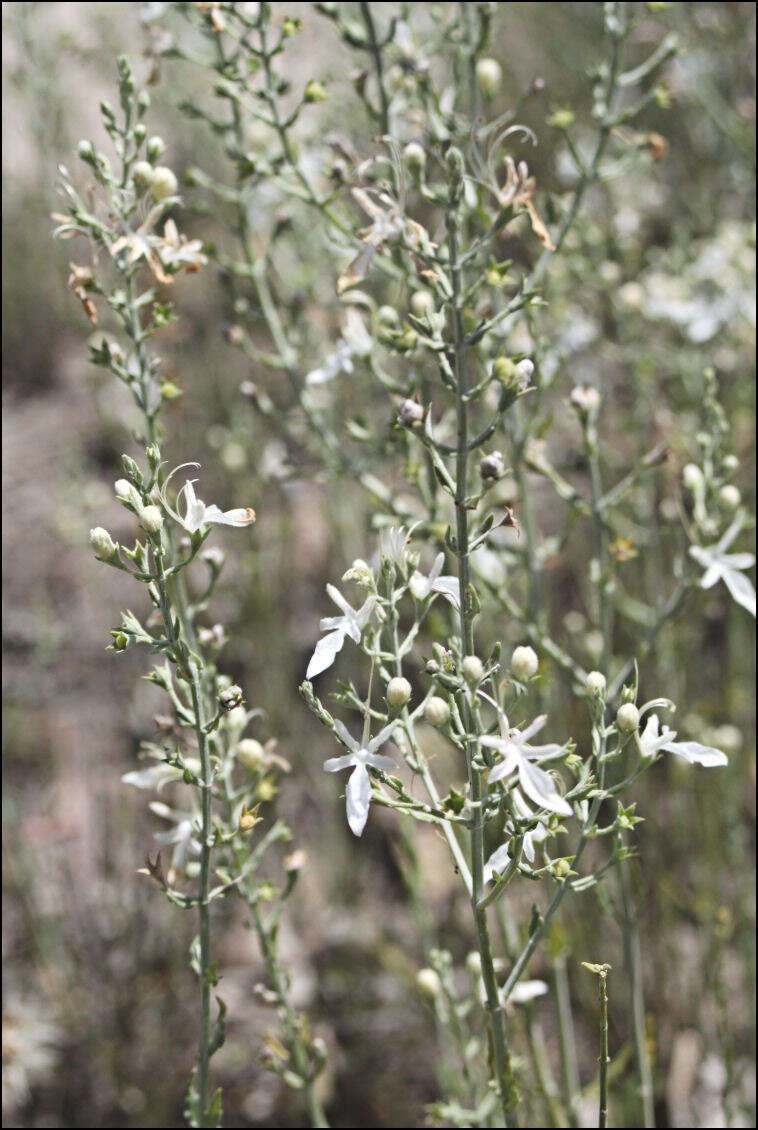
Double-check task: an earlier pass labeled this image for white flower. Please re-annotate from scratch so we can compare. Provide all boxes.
[481,716,572,816]
[507,980,549,1005]
[306,585,376,679]
[122,755,200,792]
[306,309,373,385]
[638,714,728,767]
[689,518,755,617]
[409,552,460,608]
[378,523,419,576]
[484,790,551,882]
[150,801,201,875]
[323,720,397,836]
[163,472,255,534]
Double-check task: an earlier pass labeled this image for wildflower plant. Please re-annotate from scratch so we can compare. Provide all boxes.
[55,56,327,1129]
[55,3,755,1128]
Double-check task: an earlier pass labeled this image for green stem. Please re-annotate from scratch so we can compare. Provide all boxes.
[250,902,329,1128]
[598,971,609,1129]
[619,864,655,1127]
[359,2,390,133]
[448,203,517,1129]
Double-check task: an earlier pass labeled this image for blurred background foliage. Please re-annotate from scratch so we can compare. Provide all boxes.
[2,2,755,1127]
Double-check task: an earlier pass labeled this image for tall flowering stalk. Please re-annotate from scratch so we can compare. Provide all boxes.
[55,4,755,1127]
[55,56,327,1129]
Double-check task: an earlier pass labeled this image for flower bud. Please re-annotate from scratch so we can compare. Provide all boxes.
[511,645,538,681]
[492,356,517,385]
[220,684,245,711]
[90,526,116,559]
[476,57,502,99]
[551,858,571,878]
[416,968,441,999]
[114,478,137,504]
[424,696,451,727]
[570,385,600,414]
[139,505,164,534]
[515,358,534,385]
[682,463,704,491]
[398,398,424,427]
[77,139,96,164]
[585,670,606,696]
[236,738,266,770]
[304,80,328,103]
[403,141,426,177]
[616,703,640,733]
[718,484,741,512]
[132,161,155,192]
[410,290,434,318]
[377,305,400,330]
[480,451,505,480]
[150,166,178,201]
[387,676,412,709]
[146,135,166,162]
[465,951,482,978]
[445,145,465,184]
[462,655,484,685]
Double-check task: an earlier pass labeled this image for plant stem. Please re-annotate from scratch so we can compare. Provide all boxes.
[598,970,609,1129]
[250,902,329,1128]
[359,2,390,133]
[448,204,517,1129]
[619,864,655,1127]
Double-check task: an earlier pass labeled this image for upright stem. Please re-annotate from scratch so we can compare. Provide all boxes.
[619,864,655,1127]
[448,205,517,1128]
[554,952,581,1128]
[598,971,609,1129]
[359,2,390,133]
[188,667,213,1125]
[125,273,214,1125]
[250,902,329,1128]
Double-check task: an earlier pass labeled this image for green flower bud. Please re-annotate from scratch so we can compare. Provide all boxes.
[304,80,327,103]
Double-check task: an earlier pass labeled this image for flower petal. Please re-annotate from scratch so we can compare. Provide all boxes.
[483,842,512,884]
[333,719,361,754]
[720,564,756,617]
[345,763,372,836]
[367,721,398,754]
[323,753,357,773]
[306,629,345,679]
[518,759,572,816]
[664,740,728,767]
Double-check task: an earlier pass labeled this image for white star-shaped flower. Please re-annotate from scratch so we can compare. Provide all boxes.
[483,790,551,883]
[689,518,755,617]
[164,476,255,535]
[323,720,397,836]
[638,714,728,767]
[306,585,376,679]
[481,715,572,816]
[408,552,461,609]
